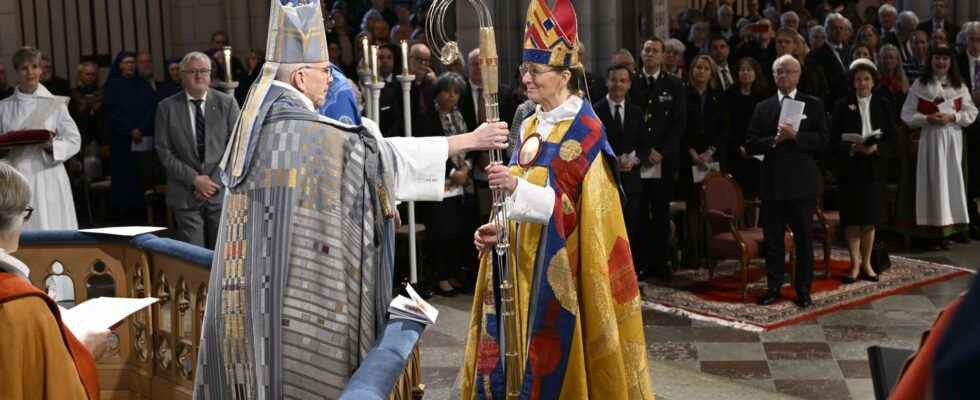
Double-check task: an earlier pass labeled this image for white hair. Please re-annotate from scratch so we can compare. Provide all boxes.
[878,4,897,19]
[664,38,686,54]
[964,21,980,37]
[780,11,799,27]
[179,51,212,73]
[898,11,919,28]
[717,5,734,20]
[809,25,826,40]
[824,12,852,31]
[772,54,799,71]
[275,63,307,82]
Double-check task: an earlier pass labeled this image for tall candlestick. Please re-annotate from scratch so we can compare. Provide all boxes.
[370,45,379,83]
[400,40,409,74]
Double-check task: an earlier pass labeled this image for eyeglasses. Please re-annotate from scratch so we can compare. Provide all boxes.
[302,66,332,76]
[518,63,556,77]
[23,206,33,222]
[184,69,211,76]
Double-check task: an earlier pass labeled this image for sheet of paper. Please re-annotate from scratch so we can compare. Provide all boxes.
[939,99,956,114]
[779,98,807,131]
[640,162,662,179]
[405,284,439,323]
[841,133,864,144]
[131,136,154,152]
[80,226,166,237]
[753,154,764,162]
[62,297,158,335]
[692,162,721,183]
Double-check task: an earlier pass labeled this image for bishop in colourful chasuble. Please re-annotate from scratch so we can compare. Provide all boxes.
[460,1,654,398]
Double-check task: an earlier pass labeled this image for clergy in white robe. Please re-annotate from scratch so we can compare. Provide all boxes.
[0,82,80,230]
[901,70,979,230]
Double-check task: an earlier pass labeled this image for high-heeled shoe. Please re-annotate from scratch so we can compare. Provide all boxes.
[841,275,859,284]
[859,272,879,282]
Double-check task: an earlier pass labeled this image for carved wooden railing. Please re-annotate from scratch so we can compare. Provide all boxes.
[15,230,424,400]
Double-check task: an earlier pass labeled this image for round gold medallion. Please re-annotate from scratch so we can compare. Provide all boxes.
[518,134,543,167]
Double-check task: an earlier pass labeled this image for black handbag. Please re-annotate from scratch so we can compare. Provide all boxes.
[870,236,891,274]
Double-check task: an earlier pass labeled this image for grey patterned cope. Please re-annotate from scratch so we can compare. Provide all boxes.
[194,86,395,400]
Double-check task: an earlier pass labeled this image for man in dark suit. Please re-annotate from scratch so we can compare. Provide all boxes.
[916,0,959,43]
[877,4,901,48]
[155,52,241,249]
[629,37,687,279]
[746,55,828,308]
[461,48,514,131]
[595,64,645,273]
[806,13,850,108]
[958,23,980,239]
[376,44,404,137]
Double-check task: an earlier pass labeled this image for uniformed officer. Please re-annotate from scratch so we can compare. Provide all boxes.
[628,37,688,280]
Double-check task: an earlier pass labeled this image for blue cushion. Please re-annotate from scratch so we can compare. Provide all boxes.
[340,319,426,399]
[20,230,213,269]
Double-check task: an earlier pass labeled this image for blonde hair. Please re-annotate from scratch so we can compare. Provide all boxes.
[0,162,31,234]
[688,54,720,90]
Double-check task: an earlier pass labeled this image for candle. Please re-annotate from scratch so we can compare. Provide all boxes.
[361,36,370,69]
[370,45,379,83]
[400,40,409,74]
[222,46,233,82]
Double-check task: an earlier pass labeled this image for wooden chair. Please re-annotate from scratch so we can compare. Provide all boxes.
[812,182,838,279]
[701,172,795,301]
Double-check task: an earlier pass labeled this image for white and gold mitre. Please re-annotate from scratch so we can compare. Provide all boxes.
[265,0,329,63]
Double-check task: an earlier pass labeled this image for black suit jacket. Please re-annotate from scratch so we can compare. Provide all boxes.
[377,77,403,137]
[628,72,687,173]
[683,87,729,168]
[461,81,514,131]
[595,97,644,193]
[917,19,959,41]
[806,44,848,104]
[958,52,979,93]
[745,92,829,201]
[829,94,897,182]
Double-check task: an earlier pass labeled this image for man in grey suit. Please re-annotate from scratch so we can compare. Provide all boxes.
[155,51,240,249]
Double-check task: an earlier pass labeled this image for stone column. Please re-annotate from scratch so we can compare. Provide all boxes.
[0,0,21,79]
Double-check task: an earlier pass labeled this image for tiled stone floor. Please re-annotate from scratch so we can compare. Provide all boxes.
[418,244,978,400]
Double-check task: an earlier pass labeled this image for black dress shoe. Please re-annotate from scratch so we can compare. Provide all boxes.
[940,239,953,250]
[757,290,781,306]
[794,293,813,308]
[955,232,971,244]
[841,275,858,284]
[435,287,457,297]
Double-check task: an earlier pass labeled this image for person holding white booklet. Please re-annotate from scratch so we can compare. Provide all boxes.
[901,45,979,249]
[830,59,897,284]
[746,54,829,309]
[0,162,106,399]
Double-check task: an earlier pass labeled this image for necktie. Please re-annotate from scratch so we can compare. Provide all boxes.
[192,99,206,161]
[647,76,654,87]
[614,104,624,131]
[974,61,980,91]
[476,87,486,124]
[721,67,733,89]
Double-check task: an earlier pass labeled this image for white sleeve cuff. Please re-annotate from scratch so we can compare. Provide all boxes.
[505,178,555,224]
[385,136,449,202]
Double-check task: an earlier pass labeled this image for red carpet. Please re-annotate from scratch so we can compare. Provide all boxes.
[642,249,972,331]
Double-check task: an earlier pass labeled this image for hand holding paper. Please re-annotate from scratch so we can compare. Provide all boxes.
[778,98,806,132]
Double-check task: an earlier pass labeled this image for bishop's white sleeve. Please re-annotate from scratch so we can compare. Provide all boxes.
[363,118,449,202]
[505,178,555,224]
[45,103,81,165]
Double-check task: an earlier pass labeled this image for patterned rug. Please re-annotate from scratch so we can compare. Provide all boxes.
[641,248,972,331]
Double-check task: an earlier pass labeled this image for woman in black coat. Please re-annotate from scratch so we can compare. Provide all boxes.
[416,72,476,296]
[830,60,897,283]
[725,57,771,202]
[681,55,729,268]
